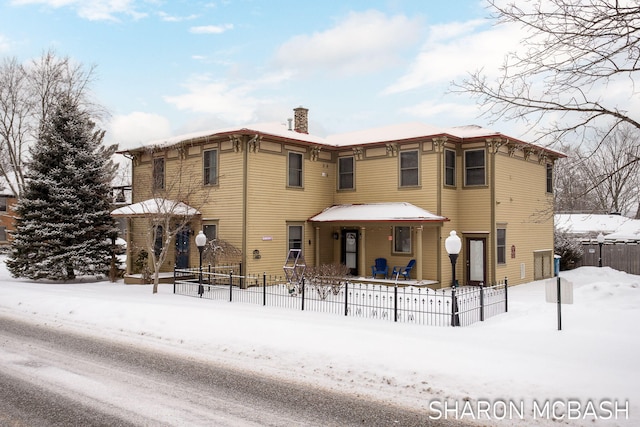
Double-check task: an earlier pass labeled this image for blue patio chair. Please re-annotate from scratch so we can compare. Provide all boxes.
[371,258,388,279]
[392,259,416,280]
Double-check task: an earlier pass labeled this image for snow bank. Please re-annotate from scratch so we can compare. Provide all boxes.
[0,257,637,426]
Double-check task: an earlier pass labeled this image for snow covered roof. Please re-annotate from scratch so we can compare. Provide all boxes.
[308,202,448,223]
[555,214,640,242]
[111,198,201,217]
[131,122,324,152]
[122,120,564,158]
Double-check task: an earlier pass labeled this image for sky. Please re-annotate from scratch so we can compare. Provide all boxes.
[0,255,638,425]
[0,0,529,151]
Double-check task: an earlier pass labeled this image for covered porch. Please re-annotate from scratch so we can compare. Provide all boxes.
[308,202,449,286]
[111,198,201,284]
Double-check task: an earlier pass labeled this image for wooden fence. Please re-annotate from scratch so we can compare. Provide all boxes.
[577,242,640,275]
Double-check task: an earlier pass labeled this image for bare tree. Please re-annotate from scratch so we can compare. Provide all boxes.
[143,198,200,294]
[454,0,640,146]
[582,126,640,214]
[113,157,212,294]
[553,145,599,213]
[554,125,640,215]
[0,57,29,196]
[0,49,103,197]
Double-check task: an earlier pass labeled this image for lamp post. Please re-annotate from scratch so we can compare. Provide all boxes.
[597,232,605,268]
[445,230,462,288]
[195,230,207,297]
[445,230,462,327]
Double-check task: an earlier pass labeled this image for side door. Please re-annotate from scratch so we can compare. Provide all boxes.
[341,229,359,276]
[175,226,190,269]
[466,237,486,286]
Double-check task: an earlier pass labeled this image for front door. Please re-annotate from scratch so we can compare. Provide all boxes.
[175,226,190,269]
[341,229,359,276]
[466,238,486,286]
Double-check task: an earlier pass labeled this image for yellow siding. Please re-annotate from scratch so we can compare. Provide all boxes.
[125,133,558,288]
[494,150,554,284]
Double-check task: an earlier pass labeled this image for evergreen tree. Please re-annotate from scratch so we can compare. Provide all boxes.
[7,98,118,280]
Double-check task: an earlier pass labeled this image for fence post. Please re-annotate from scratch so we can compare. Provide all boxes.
[451,288,460,327]
[173,265,176,294]
[301,278,305,311]
[394,286,398,322]
[263,273,266,306]
[207,264,211,286]
[504,277,508,313]
[229,271,233,302]
[344,281,349,316]
[480,282,485,322]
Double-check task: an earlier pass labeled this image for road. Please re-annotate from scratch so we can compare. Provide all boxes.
[0,316,460,426]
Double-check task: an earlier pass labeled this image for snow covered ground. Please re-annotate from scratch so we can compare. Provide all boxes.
[0,255,637,426]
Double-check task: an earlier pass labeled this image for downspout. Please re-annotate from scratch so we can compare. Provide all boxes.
[242,136,248,279]
[489,139,498,284]
[434,137,446,286]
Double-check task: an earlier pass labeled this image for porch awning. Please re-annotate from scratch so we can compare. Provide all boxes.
[308,202,448,223]
[111,198,201,218]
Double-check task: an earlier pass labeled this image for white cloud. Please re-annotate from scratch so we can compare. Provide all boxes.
[11,0,146,21]
[273,10,423,76]
[0,35,11,52]
[189,24,233,34]
[163,71,293,123]
[157,11,198,22]
[107,111,172,150]
[383,20,522,94]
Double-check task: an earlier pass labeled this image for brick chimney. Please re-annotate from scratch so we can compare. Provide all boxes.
[293,106,309,134]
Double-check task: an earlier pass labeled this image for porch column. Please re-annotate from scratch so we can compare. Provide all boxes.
[359,226,366,277]
[126,217,132,275]
[315,226,320,267]
[416,226,423,280]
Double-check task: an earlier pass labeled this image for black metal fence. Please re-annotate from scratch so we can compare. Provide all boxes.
[173,267,508,327]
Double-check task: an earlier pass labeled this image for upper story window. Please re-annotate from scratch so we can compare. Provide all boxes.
[203,149,218,186]
[288,152,303,188]
[393,226,412,254]
[0,196,7,212]
[546,163,553,194]
[338,156,354,190]
[464,149,485,186]
[399,150,419,187]
[153,157,165,191]
[445,148,456,187]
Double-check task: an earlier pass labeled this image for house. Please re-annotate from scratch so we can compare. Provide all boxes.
[116,107,564,287]
[0,179,17,247]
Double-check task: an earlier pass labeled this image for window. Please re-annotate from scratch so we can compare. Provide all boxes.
[203,149,218,186]
[0,196,7,212]
[288,152,303,188]
[546,163,553,193]
[0,226,6,241]
[203,224,217,241]
[465,149,485,186]
[445,149,456,187]
[497,228,506,264]
[288,225,303,251]
[393,226,411,254]
[153,158,165,191]
[399,150,419,187]
[154,225,163,258]
[338,156,354,190]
